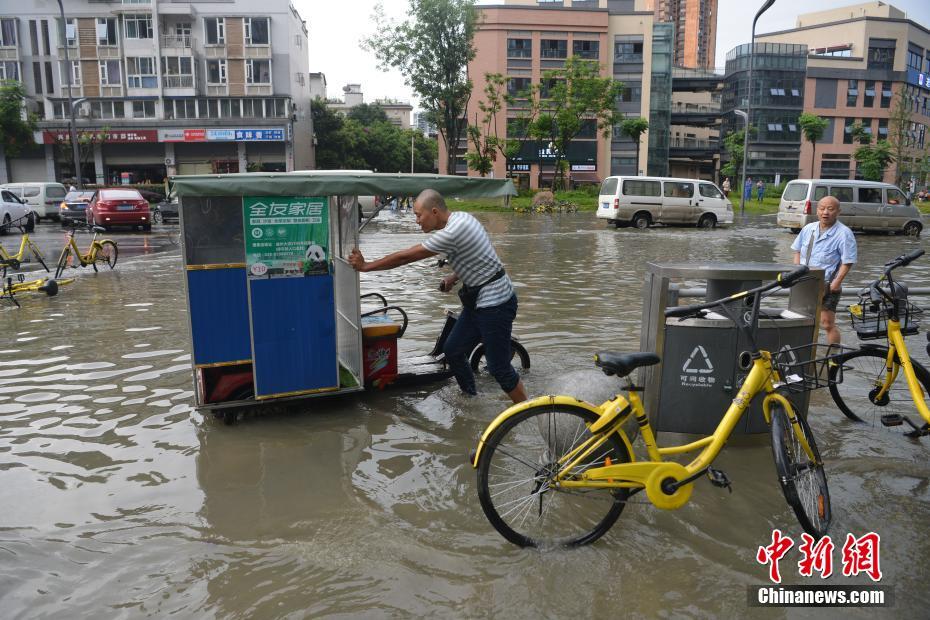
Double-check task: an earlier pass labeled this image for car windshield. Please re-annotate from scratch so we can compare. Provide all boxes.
[100,190,143,201]
[65,191,95,202]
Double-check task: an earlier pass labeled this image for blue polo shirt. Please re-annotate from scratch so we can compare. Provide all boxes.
[791,221,858,282]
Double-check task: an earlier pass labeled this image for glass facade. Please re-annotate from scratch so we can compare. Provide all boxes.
[721,42,807,182]
[647,23,673,176]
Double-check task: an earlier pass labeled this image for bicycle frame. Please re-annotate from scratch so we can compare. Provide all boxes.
[872,321,930,424]
[60,228,106,266]
[0,232,40,263]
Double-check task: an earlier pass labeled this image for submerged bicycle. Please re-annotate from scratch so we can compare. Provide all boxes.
[54,222,118,279]
[474,265,837,548]
[829,249,930,438]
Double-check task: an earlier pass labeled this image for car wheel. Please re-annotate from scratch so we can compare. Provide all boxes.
[0,214,10,235]
[697,214,717,229]
[152,209,163,224]
[24,212,36,233]
[903,221,922,237]
[632,212,651,229]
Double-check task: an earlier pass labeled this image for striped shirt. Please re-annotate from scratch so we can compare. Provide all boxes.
[422,211,514,308]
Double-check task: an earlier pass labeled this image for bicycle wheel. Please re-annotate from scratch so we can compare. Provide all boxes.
[29,242,48,272]
[476,404,632,548]
[55,248,71,279]
[829,347,930,426]
[770,404,831,538]
[95,241,118,270]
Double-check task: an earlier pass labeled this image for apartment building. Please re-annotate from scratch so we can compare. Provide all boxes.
[756,2,930,183]
[643,0,717,70]
[0,0,312,185]
[327,84,414,129]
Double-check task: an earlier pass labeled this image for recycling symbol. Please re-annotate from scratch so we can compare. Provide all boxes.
[682,345,714,374]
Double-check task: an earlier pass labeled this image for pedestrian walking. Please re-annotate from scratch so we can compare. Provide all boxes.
[348,189,528,404]
[791,196,858,345]
[722,177,731,195]
[744,177,753,201]
[756,179,765,203]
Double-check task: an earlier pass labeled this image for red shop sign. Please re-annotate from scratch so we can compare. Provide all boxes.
[43,129,158,144]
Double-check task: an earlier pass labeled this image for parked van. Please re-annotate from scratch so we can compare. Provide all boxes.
[777,179,923,236]
[0,182,68,221]
[597,176,733,229]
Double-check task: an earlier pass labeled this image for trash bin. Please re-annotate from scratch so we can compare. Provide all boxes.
[361,315,403,387]
[640,262,824,435]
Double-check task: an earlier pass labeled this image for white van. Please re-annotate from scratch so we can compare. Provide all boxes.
[0,182,68,221]
[597,176,734,229]
[777,179,923,236]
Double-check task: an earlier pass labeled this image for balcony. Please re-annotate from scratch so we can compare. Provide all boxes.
[160,34,193,55]
[0,47,18,60]
[670,102,721,127]
[669,138,719,159]
[204,45,227,58]
[244,45,272,59]
[97,45,120,59]
[163,74,194,88]
[206,83,228,96]
[245,83,273,95]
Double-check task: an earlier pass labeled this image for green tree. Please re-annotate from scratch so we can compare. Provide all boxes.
[887,89,914,185]
[798,112,829,176]
[854,139,895,182]
[311,98,349,169]
[0,81,37,159]
[617,117,649,175]
[720,129,746,180]
[528,57,623,190]
[465,73,508,176]
[347,103,390,125]
[365,0,479,175]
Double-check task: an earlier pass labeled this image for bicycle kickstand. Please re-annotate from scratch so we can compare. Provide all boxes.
[2,277,20,308]
[902,417,930,439]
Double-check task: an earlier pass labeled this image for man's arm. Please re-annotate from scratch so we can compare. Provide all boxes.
[793,251,801,265]
[349,244,437,272]
[830,263,853,291]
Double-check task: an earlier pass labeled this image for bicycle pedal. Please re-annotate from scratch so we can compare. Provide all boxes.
[903,420,930,439]
[880,414,904,427]
[706,467,732,493]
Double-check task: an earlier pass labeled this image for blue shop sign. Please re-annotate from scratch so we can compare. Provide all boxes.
[906,68,930,91]
[235,129,285,141]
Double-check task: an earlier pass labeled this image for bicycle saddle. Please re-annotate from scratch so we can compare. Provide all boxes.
[594,352,660,377]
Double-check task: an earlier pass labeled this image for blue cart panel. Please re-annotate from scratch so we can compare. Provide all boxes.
[187,268,252,365]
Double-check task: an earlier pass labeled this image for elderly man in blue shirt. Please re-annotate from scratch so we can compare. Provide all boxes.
[791,195,858,344]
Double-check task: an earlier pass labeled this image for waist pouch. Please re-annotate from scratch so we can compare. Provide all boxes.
[458,268,506,310]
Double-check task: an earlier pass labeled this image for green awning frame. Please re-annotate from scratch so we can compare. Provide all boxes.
[170,171,517,199]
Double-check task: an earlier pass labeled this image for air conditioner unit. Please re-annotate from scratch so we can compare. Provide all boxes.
[165,157,175,166]
[78,102,91,117]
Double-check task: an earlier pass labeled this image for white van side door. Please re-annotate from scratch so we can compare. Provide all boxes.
[661,181,696,224]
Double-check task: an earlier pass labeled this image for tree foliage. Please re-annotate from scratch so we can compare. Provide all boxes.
[617,117,649,175]
[721,129,746,180]
[526,57,623,189]
[798,112,828,176]
[0,81,37,158]
[852,121,894,182]
[347,103,390,126]
[365,0,478,175]
[465,73,508,176]
[887,89,914,185]
[311,99,437,173]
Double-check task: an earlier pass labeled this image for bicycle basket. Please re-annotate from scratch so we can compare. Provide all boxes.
[773,343,856,393]
[847,297,922,340]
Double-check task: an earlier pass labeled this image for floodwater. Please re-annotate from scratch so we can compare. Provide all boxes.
[1,213,928,618]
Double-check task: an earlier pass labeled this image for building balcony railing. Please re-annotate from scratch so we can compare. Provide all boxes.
[97,46,120,59]
[160,34,192,49]
[204,45,227,58]
[0,47,18,60]
[163,74,194,88]
[540,49,567,59]
[245,83,273,95]
[206,83,228,96]
[671,138,718,149]
[244,45,272,59]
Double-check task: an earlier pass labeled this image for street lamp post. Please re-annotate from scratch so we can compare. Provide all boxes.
[739,0,777,216]
[57,0,82,189]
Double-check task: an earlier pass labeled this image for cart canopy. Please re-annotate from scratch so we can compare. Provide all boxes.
[170,171,517,199]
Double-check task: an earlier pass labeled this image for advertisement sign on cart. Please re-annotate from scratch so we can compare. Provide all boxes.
[243,196,329,279]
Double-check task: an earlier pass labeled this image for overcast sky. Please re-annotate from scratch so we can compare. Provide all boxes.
[298,0,930,111]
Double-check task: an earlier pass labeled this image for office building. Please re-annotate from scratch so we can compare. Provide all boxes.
[0,0,312,184]
[643,0,717,70]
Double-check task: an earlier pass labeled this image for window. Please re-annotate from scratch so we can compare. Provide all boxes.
[507,77,531,97]
[573,40,599,59]
[507,38,531,58]
[29,20,39,55]
[699,183,723,199]
[126,57,157,88]
[617,85,641,103]
[858,120,872,144]
[44,61,53,94]
[0,61,19,81]
[52,101,71,119]
[0,18,17,46]
[97,18,117,46]
[132,100,155,118]
[204,17,225,45]
[242,98,259,117]
[90,100,125,119]
[268,98,286,117]
[124,14,153,39]
[162,56,193,75]
[907,48,923,72]
[846,80,858,107]
[858,188,882,203]
[59,60,80,86]
[615,41,643,63]
[782,183,809,201]
[867,45,894,70]
[599,178,618,195]
[165,98,197,120]
[244,17,269,45]
[577,119,597,138]
[881,84,892,108]
[540,39,567,59]
[622,179,660,197]
[887,188,907,205]
[32,63,42,94]
[878,118,888,139]
[813,186,828,201]
[206,59,227,84]
[99,60,122,86]
[60,18,76,46]
[664,182,694,198]
[843,118,856,144]
[864,81,875,107]
[246,59,271,84]
[830,187,853,202]
[540,78,563,99]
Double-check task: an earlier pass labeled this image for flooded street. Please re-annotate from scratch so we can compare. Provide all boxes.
[1,212,928,618]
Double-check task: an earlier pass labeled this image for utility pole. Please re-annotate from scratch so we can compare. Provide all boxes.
[410,134,415,173]
[58,0,82,188]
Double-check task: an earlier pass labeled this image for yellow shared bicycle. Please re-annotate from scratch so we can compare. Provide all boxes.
[473,266,837,548]
[54,222,118,279]
[0,217,48,272]
[2,259,73,307]
[829,249,930,438]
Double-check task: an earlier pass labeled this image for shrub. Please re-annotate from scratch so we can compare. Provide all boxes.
[532,190,555,208]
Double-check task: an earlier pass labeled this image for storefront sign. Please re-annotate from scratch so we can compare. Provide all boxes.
[157,128,286,142]
[906,68,930,91]
[512,140,597,164]
[243,196,329,280]
[40,129,158,144]
[507,163,530,172]
[571,164,596,171]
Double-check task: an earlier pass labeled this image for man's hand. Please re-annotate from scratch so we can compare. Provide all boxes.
[829,279,843,293]
[348,248,366,272]
[438,274,458,292]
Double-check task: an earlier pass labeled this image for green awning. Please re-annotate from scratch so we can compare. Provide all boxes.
[170,171,517,199]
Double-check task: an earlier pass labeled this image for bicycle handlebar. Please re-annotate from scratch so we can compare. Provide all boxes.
[664,266,810,319]
[884,249,925,273]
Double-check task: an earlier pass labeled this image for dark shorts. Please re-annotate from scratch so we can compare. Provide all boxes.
[822,284,841,312]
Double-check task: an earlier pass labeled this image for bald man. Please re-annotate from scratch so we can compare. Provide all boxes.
[791,195,858,344]
[348,189,527,404]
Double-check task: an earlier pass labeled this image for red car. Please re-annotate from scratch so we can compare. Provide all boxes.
[86,188,152,231]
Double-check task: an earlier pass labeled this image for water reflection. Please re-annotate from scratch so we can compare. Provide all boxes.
[0,213,927,616]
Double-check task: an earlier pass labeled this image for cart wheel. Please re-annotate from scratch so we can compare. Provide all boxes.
[469,340,531,373]
[223,410,239,425]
